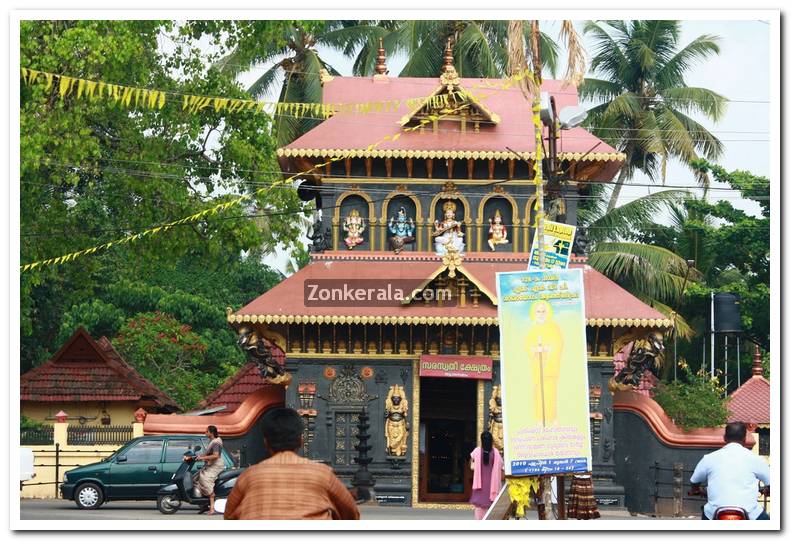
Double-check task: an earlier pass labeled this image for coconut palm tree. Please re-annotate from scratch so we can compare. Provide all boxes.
[342,20,564,79]
[217,21,386,147]
[579,20,727,212]
[580,188,701,339]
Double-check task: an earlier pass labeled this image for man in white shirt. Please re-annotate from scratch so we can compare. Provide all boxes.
[690,422,770,520]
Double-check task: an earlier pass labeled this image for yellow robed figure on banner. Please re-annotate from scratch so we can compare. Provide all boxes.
[525,300,564,426]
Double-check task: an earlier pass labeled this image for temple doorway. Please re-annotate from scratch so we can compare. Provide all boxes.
[418,377,476,503]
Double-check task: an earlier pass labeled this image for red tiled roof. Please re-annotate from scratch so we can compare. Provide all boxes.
[280,77,623,180]
[201,340,285,413]
[232,251,670,327]
[727,375,770,425]
[20,327,179,412]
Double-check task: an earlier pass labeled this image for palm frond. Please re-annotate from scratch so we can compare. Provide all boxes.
[637,296,696,341]
[583,21,629,82]
[656,34,721,87]
[538,30,560,78]
[558,20,586,86]
[589,242,701,303]
[586,189,690,242]
[661,86,727,122]
[399,34,443,76]
[247,63,283,100]
[579,77,624,104]
[456,22,498,77]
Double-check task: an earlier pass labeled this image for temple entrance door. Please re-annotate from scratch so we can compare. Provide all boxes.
[418,377,476,503]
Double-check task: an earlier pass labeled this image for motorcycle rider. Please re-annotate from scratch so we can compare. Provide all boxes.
[690,421,770,520]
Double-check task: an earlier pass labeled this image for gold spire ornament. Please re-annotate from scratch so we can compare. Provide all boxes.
[374,38,388,76]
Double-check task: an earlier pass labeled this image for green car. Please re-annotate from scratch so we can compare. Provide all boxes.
[60,435,236,509]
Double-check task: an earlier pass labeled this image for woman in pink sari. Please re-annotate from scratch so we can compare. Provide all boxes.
[469,431,504,520]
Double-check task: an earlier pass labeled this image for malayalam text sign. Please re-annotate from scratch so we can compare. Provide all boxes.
[495,268,592,476]
[419,355,493,380]
[527,220,576,270]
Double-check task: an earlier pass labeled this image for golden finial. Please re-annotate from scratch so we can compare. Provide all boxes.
[443,37,454,73]
[752,344,764,377]
[375,37,388,75]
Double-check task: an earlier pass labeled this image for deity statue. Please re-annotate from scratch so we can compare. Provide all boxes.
[608,332,665,393]
[236,325,292,387]
[487,209,509,251]
[343,208,366,250]
[488,385,504,452]
[388,206,416,254]
[432,200,465,256]
[384,384,409,456]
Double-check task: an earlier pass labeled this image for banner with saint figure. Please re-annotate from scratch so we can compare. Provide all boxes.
[495,268,592,476]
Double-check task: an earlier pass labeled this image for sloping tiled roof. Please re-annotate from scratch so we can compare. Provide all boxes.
[20,327,179,412]
[201,339,285,413]
[279,77,624,181]
[728,376,770,425]
[229,251,671,328]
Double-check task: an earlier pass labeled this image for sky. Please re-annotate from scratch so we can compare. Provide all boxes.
[219,19,771,273]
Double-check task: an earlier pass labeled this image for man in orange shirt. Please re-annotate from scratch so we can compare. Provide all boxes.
[224,407,360,520]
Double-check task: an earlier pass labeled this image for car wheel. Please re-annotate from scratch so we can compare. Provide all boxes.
[74,482,103,510]
[157,494,182,515]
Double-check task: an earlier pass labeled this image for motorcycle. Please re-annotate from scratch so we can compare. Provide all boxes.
[157,447,243,515]
[688,485,769,520]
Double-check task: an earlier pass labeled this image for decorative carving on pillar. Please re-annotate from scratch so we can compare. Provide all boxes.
[237,326,292,387]
[297,382,317,456]
[488,385,504,452]
[608,331,664,392]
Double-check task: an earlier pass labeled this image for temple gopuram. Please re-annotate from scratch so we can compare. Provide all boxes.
[149,43,674,509]
[222,43,672,508]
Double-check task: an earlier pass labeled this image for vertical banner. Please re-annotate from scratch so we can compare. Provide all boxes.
[527,220,576,270]
[496,268,592,476]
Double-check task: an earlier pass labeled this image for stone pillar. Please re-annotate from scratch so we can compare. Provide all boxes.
[53,410,68,447]
[588,361,626,507]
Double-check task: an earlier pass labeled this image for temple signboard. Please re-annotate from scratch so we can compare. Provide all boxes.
[527,220,576,270]
[419,355,492,380]
[495,268,592,476]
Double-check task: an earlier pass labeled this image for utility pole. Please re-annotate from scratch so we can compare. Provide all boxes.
[508,19,553,519]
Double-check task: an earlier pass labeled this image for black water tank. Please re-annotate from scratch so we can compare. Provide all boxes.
[713,293,742,333]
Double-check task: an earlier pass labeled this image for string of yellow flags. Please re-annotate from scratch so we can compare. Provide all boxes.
[21,67,490,119]
[20,100,490,273]
[20,68,540,273]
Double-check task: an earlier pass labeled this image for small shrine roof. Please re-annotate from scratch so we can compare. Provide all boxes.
[200,339,285,413]
[20,327,179,411]
[231,252,671,328]
[727,348,770,426]
[278,76,624,180]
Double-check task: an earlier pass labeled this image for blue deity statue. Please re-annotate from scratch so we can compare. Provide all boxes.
[388,206,416,254]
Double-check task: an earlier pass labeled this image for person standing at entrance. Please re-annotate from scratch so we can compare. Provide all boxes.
[224,407,360,520]
[469,431,503,519]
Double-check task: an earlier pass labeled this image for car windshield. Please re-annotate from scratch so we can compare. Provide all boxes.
[101,440,136,462]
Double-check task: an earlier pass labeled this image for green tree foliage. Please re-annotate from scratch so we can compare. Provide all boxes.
[652,361,730,431]
[113,312,221,410]
[20,21,302,373]
[628,161,769,381]
[341,20,562,79]
[580,20,727,211]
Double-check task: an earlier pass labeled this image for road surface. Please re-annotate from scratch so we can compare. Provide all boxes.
[19,499,672,521]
